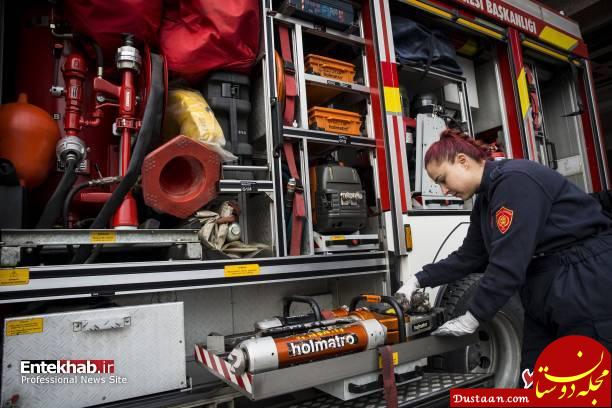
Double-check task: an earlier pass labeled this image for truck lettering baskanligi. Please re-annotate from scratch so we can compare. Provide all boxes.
[485,0,537,34]
[457,0,537,34]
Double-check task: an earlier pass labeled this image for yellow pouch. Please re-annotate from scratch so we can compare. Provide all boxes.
[163,89,226,147]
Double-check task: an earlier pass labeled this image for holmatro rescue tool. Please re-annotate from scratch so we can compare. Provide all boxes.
[200,293,443,376]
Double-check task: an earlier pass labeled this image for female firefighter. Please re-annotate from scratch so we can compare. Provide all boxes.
[396,128,612,373]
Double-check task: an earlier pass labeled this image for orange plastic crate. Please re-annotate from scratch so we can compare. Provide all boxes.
[308,107,362,136]
[305,54,356,83]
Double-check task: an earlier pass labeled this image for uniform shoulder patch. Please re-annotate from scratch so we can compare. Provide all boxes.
[495,206,513,234]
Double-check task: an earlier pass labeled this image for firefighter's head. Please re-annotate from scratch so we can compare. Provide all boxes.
[425,128,492,200]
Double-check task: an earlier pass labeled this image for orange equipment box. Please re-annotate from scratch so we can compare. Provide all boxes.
[305,54,356,83]
[308,107,362,136]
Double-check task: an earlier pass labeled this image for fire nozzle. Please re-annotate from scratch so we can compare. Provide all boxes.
[108,34,142,229]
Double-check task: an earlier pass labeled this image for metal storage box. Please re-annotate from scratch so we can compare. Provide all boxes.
[1,302,186,408]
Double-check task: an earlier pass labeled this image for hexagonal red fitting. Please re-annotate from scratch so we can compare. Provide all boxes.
[142,135,221,218]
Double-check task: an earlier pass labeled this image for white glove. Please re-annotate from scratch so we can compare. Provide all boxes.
[431,311,479,336]
[394,276,421,310]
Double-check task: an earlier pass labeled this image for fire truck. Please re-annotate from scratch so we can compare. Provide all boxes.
[0,0,607,407]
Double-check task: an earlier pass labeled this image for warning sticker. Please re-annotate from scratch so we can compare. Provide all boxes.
[6,318,44,336]
[330,235,346,241]
[224,264,260,278]
[0,268,30,286]
[90,231,117,243]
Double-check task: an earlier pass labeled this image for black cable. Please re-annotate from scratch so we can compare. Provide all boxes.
[84,245,103,264]
[36,159,78,228]
[91,41,104,74]
[432,221,470,263]
[431,221,470,308]
[63,177,122,228]
[74,33,103,75]
[63,181,92,228]
[71,54,164,264]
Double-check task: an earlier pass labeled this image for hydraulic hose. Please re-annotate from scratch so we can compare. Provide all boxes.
[91,40,104,77]
[71,53,164,264]
[63,181,90,228]
[63,176,122,228]
[74,33,104,77]
[36,158,78,228]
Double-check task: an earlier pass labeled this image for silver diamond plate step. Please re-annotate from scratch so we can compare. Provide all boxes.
[288,372,495,408]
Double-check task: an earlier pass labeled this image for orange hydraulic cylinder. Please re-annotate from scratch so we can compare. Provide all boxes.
[230,319,386,375]
[326,307,401,344]
[275,324,369,367]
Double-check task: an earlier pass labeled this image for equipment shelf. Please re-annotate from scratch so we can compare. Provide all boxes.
[272,13,365,48]
[0,251,388,304]
[283,126,376,148]
[218,180,275,193]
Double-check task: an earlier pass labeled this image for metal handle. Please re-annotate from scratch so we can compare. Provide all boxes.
[222,165,269,172]
[73,316,131,332]
[349,295,407,343]
[271,97,283,158]
[326,116,351,123]
[546,141,558,170]
[283,295,323,322]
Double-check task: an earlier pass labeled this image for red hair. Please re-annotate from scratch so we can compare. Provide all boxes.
[424,128,493,166]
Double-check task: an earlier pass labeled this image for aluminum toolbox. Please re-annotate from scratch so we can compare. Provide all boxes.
[1,302,186,408]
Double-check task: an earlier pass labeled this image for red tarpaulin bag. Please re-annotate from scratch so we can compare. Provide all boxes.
[63,0,162,52]
[159,0,260,82]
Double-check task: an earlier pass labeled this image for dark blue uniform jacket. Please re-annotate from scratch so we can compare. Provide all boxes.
[416,159,612,322]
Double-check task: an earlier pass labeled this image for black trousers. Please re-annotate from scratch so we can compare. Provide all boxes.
[519,230,612,375]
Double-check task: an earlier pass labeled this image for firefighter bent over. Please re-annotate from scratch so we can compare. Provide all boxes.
[396,128,612,375]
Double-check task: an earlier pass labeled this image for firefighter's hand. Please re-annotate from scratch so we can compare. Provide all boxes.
[431,311,479,336]
[394,276,420,312]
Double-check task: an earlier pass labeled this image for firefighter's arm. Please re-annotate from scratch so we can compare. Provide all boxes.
[416,198,489,288]
[468,172,553,322]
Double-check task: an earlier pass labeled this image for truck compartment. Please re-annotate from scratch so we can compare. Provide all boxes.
[390,2,510,211]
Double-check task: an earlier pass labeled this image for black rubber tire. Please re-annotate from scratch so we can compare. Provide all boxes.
[435,273,524,388]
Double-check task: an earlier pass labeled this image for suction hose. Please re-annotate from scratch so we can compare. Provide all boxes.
[71,53,164,264]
